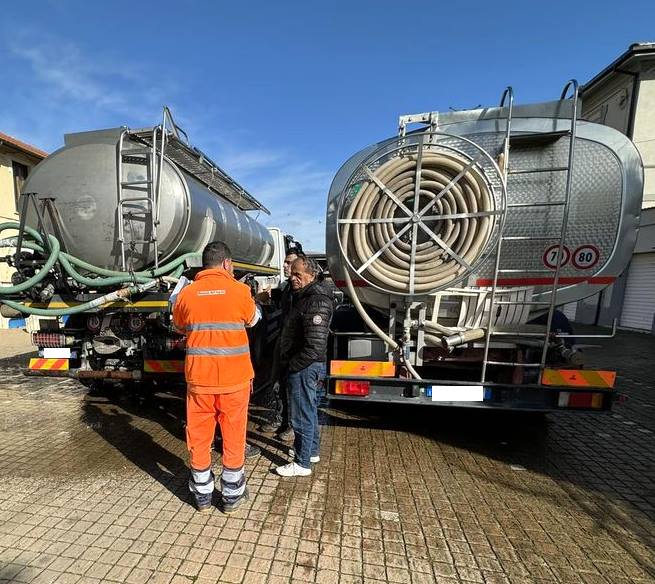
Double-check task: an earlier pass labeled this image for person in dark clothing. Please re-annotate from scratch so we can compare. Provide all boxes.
[259,251,302,441]
[275,256,333,477]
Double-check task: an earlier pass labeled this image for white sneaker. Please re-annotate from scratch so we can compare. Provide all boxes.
[276,462,312,477]
[287,449,320,463]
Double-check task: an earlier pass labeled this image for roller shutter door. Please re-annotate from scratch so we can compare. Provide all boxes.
[620,253,655,331]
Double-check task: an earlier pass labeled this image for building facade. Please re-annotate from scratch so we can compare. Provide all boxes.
[566,43,655,333]
[0,132,47,328]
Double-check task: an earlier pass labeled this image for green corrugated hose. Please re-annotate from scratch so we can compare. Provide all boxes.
[0,221,194,315]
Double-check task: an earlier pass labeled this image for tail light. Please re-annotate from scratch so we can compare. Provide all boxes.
[558,391,603,409]
[335,380,370,396]
[31,332,74,348]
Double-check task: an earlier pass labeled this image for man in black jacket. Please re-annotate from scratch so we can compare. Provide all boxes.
[258,250,301,441]
[275,256,333,477]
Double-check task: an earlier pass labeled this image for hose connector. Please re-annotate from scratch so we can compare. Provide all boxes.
[442,328,486,349]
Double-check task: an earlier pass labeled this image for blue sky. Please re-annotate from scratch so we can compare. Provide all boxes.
[1,0,654,251]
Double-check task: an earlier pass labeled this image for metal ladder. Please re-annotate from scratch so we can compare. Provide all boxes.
[116,108,176,271]
[480,80,580,382]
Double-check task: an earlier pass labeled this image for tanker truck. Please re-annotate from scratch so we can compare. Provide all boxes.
[0,108,298,390]
[325,82,643,411]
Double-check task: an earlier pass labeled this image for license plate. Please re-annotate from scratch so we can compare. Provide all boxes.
[43,348,71,359]
[430,385,484,402]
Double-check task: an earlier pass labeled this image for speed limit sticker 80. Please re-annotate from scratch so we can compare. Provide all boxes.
[572,244,600,269]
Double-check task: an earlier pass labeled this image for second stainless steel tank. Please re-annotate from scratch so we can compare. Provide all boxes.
[23,128,274,271]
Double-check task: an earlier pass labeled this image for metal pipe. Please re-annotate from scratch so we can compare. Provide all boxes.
[540,80,579,370]
[481,86,513,382]
[442,328,486,348]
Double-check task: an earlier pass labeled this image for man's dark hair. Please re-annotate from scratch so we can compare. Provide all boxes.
[294,255,321,278]
[202,241,232,268]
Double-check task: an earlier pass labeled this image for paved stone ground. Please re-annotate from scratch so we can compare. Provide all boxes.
[0,328,654,583]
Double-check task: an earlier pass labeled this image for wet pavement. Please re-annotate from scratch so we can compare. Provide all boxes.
[0,328,654,583]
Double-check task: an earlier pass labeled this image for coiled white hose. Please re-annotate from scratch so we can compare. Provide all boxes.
[340,149,496,377]
[341,151,494,294]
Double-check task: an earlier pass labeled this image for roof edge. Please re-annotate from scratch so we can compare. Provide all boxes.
[0,131,48,159]
[582,42,655,93]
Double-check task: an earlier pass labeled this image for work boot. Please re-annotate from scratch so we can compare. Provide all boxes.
[258,421,281,434]
[221,488,250,514]
[278,427,295,442]
[245,443,261,458]
[189,468,215,512]
[193,491,213,512]
[275,462,311,477]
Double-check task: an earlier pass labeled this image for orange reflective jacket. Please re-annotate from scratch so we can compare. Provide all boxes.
[172,268,257,394]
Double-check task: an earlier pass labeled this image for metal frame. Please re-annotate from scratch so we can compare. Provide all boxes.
[116,107,180,272]
[481,80,581,378]
[13,193,69,289]
[480,87,514,381]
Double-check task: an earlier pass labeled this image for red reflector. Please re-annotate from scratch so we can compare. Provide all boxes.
[335,380,370,396]
[31,332,68,348]
[559,391,603,409]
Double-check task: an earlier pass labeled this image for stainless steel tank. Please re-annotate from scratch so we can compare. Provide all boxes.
[326,99,644,311]
[23,128,274,270]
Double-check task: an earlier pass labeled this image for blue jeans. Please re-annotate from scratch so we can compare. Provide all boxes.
[288,362,325,469]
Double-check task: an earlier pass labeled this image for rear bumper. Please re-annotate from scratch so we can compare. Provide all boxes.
[25,368,143,381]
[327,376,616,412]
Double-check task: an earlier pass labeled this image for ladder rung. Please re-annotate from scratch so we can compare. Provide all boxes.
[485,361,542,367]
[508,166,569,175]
[494,300,551,306]
[497,269,553,274]
[121,180,152,186]
[121,156,149,165]
[120,197,152,205]
[490,331,547,337]
[126,240,155,245]
[502,236,560,241]
[508,201,566,208]
[122,148,152,155]
[122,211,152,217]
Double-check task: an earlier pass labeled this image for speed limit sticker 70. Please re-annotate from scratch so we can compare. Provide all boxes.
[572,245,600,269]
[543,245,571,270]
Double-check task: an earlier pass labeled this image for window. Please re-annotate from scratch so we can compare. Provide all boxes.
[12,161,29,207]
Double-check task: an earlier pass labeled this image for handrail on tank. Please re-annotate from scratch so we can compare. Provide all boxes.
[162,106,189,144]
[560,79,579,101]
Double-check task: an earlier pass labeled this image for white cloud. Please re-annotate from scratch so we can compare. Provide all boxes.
[246,161,332,252]
[8,30,172,119]
[2,30,332,252]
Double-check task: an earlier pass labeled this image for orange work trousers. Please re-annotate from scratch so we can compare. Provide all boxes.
[186,386,250,470]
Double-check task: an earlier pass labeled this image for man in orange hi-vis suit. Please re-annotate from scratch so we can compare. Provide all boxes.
[172,241,260,513]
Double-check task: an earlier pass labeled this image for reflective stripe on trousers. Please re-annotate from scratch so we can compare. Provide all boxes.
[221,466,246,503]
[189,467,215,495]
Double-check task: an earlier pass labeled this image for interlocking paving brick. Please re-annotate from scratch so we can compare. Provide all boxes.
[1,327,655,583]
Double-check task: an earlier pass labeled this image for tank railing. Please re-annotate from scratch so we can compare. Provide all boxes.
[555,318,618,339]
[116,129,128,271]
[480,86,513,383]
[539,80,580,370]
[162,105,189,144]
[117,127,160,272]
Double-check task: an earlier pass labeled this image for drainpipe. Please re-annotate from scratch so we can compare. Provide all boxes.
[616,67,640,139]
